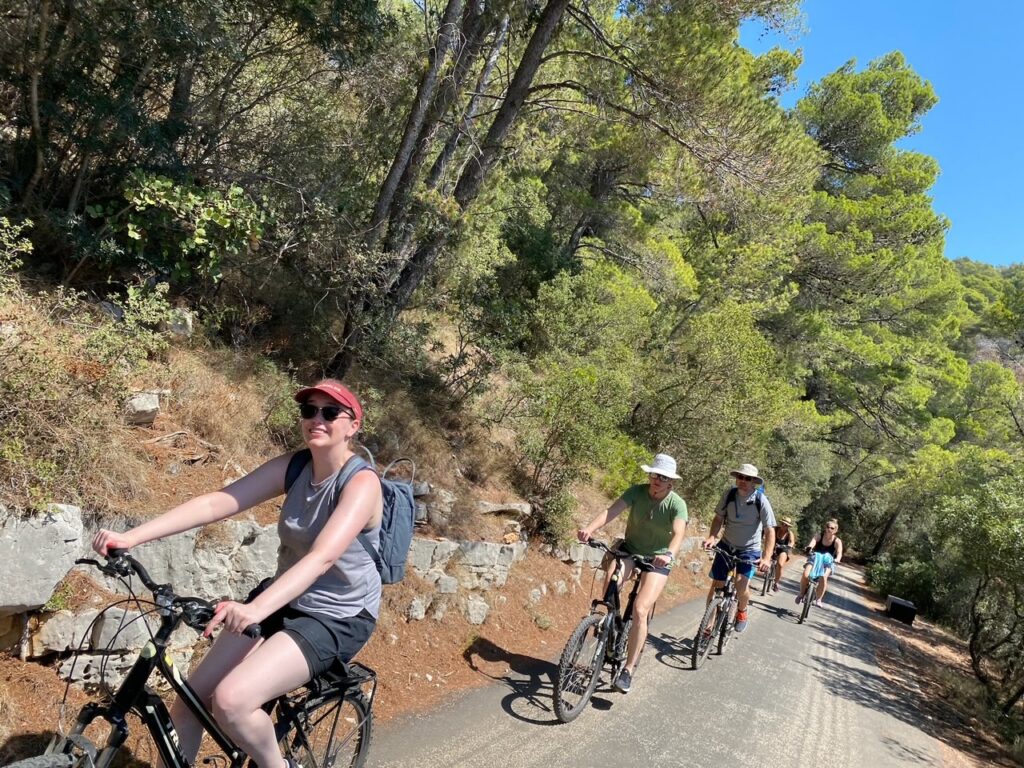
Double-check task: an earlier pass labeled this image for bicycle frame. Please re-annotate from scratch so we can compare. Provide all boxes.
[52,586,250,768]
[593,556,644,646]
[48,554,377,768]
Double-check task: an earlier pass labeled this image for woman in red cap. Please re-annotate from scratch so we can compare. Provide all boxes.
[92,378,382,768]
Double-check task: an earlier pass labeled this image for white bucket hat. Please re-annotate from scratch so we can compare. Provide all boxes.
[729,463,763,485]
[641,453,681,480]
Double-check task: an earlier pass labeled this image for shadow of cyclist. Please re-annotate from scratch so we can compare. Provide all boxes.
[648,630,693,671]
[462,636,561,726]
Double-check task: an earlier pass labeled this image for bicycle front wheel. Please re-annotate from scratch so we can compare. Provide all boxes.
[798,583,814,624]
[280,690,371,768]
[2,756,74,768]
[717,599,738,655]
[553,613,608,723]
[691,600,719,670]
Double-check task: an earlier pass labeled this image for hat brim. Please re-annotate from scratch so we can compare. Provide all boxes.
[641,464,681,480]
[730,470,763,485]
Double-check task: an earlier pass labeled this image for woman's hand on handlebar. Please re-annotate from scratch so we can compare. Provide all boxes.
[204,600,264,639]
[652,553,672,568]
[577,528,592,543]
[92,529,134,556]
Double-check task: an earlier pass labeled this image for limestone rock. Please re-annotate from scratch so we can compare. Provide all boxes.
[407,597,429,621]
[476,501,532,517]
[33,609,100,656]
[465,595,489,625]
[0,504,84,617]
[124,391,160,425]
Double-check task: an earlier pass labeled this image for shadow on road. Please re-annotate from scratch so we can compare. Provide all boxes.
[805,569,1014,766]
[648,630,693,671]
[462,636,561,726]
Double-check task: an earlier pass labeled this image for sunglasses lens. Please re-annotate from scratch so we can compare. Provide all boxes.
[299,403,352,421]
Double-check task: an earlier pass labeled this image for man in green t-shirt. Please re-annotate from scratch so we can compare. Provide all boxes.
[577,453,689,694]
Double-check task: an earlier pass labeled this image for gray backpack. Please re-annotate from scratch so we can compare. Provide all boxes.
[284,449,416,584]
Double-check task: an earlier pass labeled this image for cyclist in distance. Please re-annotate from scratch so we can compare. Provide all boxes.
[797,518,843,607]
[702,463,776,633]
[577,453,689,694]
[770,518,796,592]
[91,379,382,768]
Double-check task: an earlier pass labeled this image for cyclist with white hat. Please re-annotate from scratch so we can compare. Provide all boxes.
[702,463,776,634]
[578,453,689,693]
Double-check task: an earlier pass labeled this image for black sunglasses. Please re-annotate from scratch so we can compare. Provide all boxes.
[298,403,353,422]
[735,474,756,482]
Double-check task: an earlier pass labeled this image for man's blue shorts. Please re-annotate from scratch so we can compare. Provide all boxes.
[710,542,761,581]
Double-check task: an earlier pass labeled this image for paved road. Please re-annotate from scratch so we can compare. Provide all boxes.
[371,567,942,767]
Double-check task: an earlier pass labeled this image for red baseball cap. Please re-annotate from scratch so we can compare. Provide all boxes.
[293,380,363,422]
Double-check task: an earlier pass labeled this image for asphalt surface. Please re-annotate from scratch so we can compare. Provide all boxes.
[371,566,942,767]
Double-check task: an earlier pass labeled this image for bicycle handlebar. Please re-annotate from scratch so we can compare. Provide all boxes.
[584,539,659,571]
[76,548,262,639]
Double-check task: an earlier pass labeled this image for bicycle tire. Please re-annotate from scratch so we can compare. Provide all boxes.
[2,756,74,768]
[280,689,372,768]
[717,598,737,655]
[760,569,772,596]
[553,613,608,723]
[691,600,719,670]
[798,582,814,624]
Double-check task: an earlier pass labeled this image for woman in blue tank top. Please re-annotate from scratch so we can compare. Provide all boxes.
[91,379,382,768]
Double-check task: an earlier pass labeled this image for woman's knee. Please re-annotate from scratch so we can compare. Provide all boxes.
[211,680,254,724]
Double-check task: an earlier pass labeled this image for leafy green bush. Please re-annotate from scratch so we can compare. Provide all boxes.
[866,554,936,615]
[0,217,32,292]
[84,172,266,284]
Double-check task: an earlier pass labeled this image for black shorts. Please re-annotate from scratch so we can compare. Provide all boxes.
[246,579,376,678]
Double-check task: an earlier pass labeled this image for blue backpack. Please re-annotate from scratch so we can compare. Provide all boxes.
[284,448,416,584]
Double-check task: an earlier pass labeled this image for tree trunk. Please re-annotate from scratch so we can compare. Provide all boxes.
[451,0,571,209]
[385,0,489,253]
[869,508,900,559]
[330,0,570,378]
[24,0,52,205]
[365,0,464,248]
[425,14,509,193]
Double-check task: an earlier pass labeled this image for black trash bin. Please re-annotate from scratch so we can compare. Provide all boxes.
[885,595,917,626]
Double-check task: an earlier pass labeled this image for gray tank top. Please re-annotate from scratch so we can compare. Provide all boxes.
[277,458,382,619]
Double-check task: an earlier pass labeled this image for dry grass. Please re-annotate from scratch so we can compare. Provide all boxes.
[0,290,153,512]
[157,348,296,460]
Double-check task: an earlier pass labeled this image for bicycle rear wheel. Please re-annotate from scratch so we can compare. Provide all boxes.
[691,600,719,670]
[280,689,371,768]
[554,613,608,723]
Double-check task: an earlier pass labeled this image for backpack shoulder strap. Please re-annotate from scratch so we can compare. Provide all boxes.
[322,455,382,575]
[284,449,312,493]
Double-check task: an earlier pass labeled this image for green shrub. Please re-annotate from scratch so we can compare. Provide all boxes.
[83,172,266,284]
[866,554,936,615]
[0,217,32,292]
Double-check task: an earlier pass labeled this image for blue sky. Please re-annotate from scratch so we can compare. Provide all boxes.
[741,1,1023,267]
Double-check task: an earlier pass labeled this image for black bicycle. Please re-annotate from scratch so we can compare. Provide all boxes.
[5,549,375,768]
[760,550,780,596]
[552,541,656,723]
[691,546,744,669]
